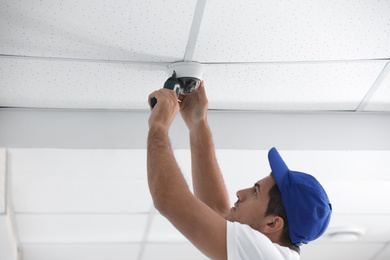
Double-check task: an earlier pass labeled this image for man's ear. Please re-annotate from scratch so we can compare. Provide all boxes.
[263,215,284,234]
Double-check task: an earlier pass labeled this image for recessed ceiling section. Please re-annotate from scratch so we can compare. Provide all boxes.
[9,149,152,213]
[0,0,195,62]
[22,244,141,260]
[16,214,148,243]
[10,148,390,215]
[195,0,390,62]
[0,58,167,109]
[204,62,386,111]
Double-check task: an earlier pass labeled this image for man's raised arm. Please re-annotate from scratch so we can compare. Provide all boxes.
[147,88,227,260]
[179,82,230,217]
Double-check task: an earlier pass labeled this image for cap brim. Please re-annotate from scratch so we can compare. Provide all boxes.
[268,147,289,188]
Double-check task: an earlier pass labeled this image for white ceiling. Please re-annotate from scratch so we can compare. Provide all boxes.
[1,0,390,259]
[0,0,390,111]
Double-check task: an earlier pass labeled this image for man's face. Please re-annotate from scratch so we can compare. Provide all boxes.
[225,175,276,232]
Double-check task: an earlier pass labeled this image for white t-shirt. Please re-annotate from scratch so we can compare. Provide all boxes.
[226,221,300,260]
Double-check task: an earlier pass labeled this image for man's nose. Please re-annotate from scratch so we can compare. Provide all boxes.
[237,187,252,201]
[236,189,245,201]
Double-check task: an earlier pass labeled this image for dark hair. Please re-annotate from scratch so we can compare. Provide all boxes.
[265,173,300,253]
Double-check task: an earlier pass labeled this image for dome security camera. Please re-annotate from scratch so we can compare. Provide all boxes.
[168,62,205,95]
[150,62,205,109]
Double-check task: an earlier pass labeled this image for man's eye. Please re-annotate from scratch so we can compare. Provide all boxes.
[253,189,257,195]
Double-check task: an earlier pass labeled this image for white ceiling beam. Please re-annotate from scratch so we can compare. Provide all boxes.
[0,108,389,150]
[183,0,207,61]
[356,61,390,112]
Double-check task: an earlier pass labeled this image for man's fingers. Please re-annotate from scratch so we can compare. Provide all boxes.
[199,80,206,93]
[148,89,180,110]
[148,90,160,109]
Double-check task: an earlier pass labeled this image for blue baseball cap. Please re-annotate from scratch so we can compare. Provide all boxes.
[268,147,332,246]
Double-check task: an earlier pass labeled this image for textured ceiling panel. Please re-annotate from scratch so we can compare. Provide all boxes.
[204,62,386,111]
[9,149,152,213]
[195,0,390,62]
[0,0,195,61]
[0,58,166,109]
[1,59,386,110]
[16,214,148,243]
[365,69,390,111]
[22,244,141,260]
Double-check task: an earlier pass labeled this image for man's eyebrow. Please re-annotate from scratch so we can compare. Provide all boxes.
[254,183,260,191]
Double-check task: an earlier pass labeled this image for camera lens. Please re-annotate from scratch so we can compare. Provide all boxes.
[177,77,201,95]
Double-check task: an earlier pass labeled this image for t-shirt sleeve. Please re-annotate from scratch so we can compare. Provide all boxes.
[226,221,295,260]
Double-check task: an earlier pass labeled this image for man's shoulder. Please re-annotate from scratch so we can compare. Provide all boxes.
[226,221,300,260]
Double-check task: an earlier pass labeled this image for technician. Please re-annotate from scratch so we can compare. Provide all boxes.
[147,82,332,260]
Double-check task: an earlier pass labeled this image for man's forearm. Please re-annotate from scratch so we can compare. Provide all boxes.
[147,126,191,212]
[147,126,228,260]
[190,119,230,217]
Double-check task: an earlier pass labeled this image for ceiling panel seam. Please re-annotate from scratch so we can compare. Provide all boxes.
[202,58,389,65]
[183,0,207,61]
[356,61,390,112]
[136,205,156,260]
[0,54,170,66]
[2,54,387,66]
[1,107,390,114]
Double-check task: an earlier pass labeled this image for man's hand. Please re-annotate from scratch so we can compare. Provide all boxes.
[179,81,208,130]
[148,88,180,131]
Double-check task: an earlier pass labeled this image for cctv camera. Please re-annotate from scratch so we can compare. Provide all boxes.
[168,62,205,95]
